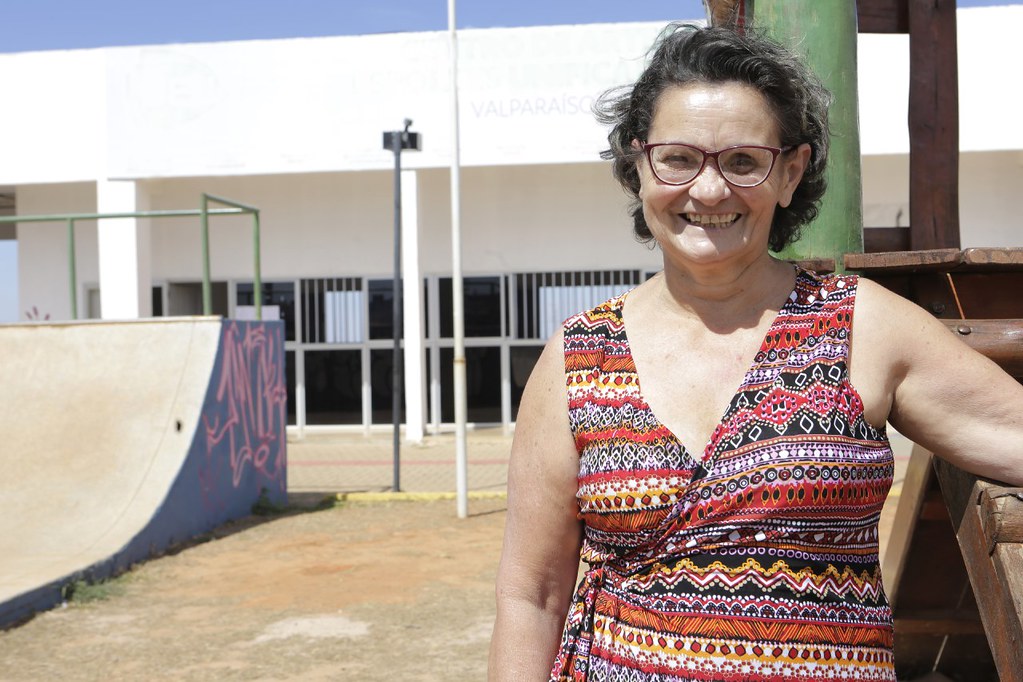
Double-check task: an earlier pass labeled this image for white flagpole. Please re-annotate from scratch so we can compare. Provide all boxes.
[448,0,469,519]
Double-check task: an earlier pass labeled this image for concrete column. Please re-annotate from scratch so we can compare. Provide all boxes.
[401,169,426,443]
[96,179,151,318]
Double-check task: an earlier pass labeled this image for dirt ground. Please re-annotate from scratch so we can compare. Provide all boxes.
[0,497,507,682]
[0,423,907,682]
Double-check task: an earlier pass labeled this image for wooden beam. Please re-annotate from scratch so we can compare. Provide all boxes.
[979,487,1023,551]
[883,445,933,605]
[933,460,1023,680]
[844,248,962,272]
[857,0,910,33]
[943,319,1023,378]
[895,612,987,635]
[863,227,911,253]
[908,0,960,250]
[962,248,1023,267]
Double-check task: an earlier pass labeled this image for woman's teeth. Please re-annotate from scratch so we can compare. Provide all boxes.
[683,213,739,227]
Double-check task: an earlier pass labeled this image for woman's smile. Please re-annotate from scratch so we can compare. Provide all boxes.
[681,212,740,228]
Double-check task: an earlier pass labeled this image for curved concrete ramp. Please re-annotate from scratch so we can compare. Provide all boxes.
[0,317,287,627]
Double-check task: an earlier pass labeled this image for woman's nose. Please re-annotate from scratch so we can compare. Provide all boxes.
[687,162,730,204]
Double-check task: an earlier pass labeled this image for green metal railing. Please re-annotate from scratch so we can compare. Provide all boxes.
[0,193,261,320]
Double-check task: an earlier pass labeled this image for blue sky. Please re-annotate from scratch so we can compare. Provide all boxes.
[0,0,1017,321]
[0,0,709,53]
[0,0,1014,53]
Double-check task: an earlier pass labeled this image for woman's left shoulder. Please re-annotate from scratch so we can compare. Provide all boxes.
[849,276,930,324]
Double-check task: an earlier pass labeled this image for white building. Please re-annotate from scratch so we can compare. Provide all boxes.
[2,7,1021,433]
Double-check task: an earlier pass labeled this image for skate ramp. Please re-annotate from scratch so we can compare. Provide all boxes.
[0,317,287,627]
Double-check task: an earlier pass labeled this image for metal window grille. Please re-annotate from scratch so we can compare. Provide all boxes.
[301,277,364,344]
[513,270,641,340]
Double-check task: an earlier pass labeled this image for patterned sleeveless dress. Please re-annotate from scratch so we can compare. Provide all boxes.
[552,268,895,681]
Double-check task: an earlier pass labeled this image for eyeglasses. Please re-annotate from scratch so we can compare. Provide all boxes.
[642,142,793,188]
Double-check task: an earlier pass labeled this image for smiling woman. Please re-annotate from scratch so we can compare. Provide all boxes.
[632,82,810,271]
[489,22,1023,682]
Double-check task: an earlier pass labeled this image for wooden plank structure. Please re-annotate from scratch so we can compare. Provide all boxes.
[847,1,1023,679]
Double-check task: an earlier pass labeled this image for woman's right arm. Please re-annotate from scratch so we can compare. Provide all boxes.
[489,329,584,681]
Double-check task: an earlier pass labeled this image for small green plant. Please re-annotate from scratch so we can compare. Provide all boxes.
[61,576,127,603]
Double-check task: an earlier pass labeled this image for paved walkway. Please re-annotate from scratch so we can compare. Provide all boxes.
[286,427,513,495]
[286,425,912,498]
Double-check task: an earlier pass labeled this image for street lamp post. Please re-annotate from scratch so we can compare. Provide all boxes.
[382,119,421,492]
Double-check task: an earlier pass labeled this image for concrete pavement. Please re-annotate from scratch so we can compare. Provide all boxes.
[286,427,513,496]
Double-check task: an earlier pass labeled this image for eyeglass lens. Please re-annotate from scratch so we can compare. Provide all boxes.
[649,145,776,187]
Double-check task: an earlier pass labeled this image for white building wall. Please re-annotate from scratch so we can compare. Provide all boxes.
[449,164,660,274]
[134,162,659,286]
[143,172,395,281]
[16,183,98,320]
[6,7,1023,321]
[862,155,910,229]
[959,151,1023,248]
[101,23,662,179]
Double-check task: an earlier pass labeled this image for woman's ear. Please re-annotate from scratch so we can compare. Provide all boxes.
[777,142,812,208]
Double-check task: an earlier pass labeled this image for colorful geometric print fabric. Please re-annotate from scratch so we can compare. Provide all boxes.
[552,269,896,682]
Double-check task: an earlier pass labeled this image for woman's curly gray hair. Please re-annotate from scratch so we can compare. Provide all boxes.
[594,23,832,252]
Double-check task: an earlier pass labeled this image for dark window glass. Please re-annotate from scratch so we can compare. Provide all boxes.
[368,279,403,340]
[304,350,362,425]
[437,346,502,423]
[237,281,296,342]
[439,276,502,338]
[167,281,228,317]
[151,286,163,317]
[510,345,543,420]
[371,348,405,423]
[424,280,430,339]
[285,350,296,425]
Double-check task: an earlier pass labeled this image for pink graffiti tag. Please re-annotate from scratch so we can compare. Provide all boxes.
[202,322,288,490]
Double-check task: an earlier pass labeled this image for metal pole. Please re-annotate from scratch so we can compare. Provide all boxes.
[67,218,78,320]
[253,210,262,321]
[755,0,864,270]
[392,130,403,493]
[449,0,469,519]
[200,195,212,315]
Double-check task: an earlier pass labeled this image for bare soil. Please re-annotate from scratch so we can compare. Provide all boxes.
[0,497,506,682]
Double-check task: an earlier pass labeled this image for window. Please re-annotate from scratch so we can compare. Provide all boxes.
[301,278,363,344]
[304,350,362,425]
[439,276,502,338]
[371,348,405,423]
[237,281,296,341]
[510,345,543,419]
[513,270,641,339]
[437,346,502,423]
[368,279,402,340]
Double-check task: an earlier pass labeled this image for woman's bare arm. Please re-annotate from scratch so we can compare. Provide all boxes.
[488,330,583,681]
[853,278,1023,485]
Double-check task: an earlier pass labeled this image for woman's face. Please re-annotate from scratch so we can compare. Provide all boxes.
[635,81,810,272]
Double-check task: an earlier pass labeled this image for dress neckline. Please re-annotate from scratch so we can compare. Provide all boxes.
[617,267,807,469]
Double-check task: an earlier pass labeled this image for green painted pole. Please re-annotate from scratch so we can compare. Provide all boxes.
[200,195,212,315]
[67,218,78,320]
[754,0,863,271]
[0,201,258,322]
